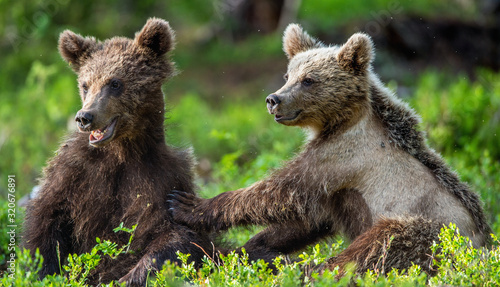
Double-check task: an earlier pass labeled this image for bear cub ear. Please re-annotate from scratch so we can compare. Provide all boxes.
[336,33,374,73]
[58,30,98,73]
[135,18,175,57]
[283,23,323,59]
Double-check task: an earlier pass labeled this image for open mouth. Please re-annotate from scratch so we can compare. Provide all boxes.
[275,110,302,123]
[89,117,118,146]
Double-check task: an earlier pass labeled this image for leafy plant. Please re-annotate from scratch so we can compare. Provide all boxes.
[0,222,136,286]
[430,224,500,286]
[410,70,500,231]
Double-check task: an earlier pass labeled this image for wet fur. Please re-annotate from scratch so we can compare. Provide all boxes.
[23,18,214,286]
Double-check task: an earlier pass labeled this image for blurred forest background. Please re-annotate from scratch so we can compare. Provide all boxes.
[1,0,500,248]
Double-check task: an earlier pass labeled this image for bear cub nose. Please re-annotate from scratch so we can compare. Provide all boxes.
[266,94,281,111]
[75,111,94,130]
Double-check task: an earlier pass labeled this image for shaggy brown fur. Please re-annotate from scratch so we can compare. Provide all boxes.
[23,18,214,286]
[168,24,491,274]
[326,217,441,276]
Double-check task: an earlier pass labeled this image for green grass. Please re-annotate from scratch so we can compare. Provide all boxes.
[409,70,500,232]
[2,223,499,286]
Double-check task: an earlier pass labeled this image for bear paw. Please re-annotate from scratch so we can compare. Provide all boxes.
[167,190,209,230]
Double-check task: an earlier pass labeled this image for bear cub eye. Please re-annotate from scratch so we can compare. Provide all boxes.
[110,79,122,90]
[301,78,315,87]
[283,74,289,81]
[82,83,88,94]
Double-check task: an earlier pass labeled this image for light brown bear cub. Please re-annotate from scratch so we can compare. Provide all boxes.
[23,19,214,286]
[169,24,491,274]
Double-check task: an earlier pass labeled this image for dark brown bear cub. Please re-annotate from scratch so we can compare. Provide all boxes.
[169,24,491,275]
[23,18,213,286]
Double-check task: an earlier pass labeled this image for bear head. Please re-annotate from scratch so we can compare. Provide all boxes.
[267,24,374,136]
[58,18,176,147]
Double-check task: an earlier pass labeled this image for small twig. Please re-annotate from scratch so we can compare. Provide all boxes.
[191,241,216,264]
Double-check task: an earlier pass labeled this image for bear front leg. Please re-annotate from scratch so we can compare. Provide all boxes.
[23,205,74,278]
[242,222,336,265]
[168,179,312,233]
[118,226,213,286]
[118,256,153,287]
[167,190,238,232]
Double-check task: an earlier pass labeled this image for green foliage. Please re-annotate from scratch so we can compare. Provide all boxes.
[0,222,135,286]
[411,70,500,162]
[1,198,500,286]
[176,34,283,68]
[151,225,499,286]
[0,200,12,268]
[410,70,500,232]
[113,223,138,255]
[62,224,136,286]
[430,224,500,286]
[174,249,278,286]
[1,248,50,287]
[0,61,80,196]
[167,93,304,199]
[299,0,479,33]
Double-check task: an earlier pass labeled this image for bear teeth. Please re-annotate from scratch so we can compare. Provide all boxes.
[88,118,117,144]
[91,129,105,141]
